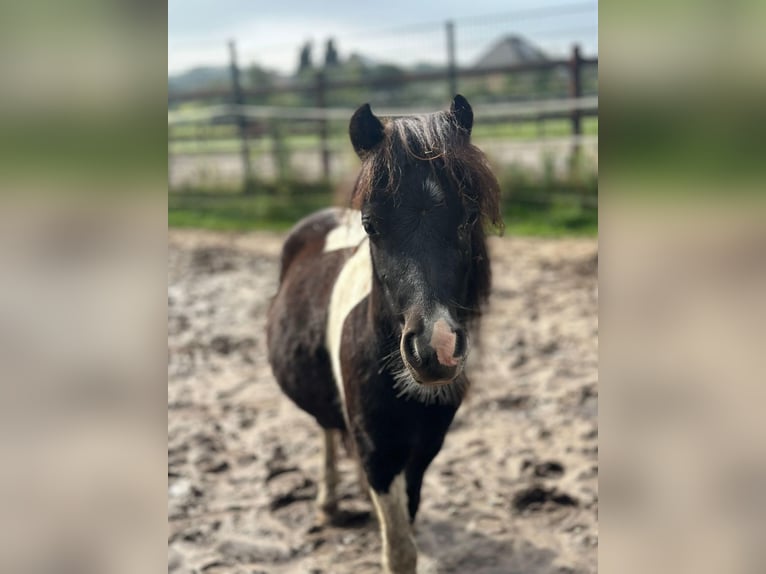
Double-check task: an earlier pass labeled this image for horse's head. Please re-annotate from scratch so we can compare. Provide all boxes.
[349,96,502,398]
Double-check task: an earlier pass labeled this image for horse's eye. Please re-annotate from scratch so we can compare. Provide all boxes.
[362,215,378,237]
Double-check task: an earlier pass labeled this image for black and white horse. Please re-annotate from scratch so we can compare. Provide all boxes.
[267,95,501,573]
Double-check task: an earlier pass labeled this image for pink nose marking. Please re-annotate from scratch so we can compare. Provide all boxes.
[430,319,458,367]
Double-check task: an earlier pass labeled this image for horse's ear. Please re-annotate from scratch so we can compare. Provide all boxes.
[450,94,473,135]
[349,103,385,157]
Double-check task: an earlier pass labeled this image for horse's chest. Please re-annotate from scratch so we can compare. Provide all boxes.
[326,239,371,421]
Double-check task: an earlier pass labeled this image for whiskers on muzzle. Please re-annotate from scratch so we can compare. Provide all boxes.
[391,363,468,405]
[378,318,470,404]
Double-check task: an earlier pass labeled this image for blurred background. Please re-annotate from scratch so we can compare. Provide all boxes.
[0,0,763,572]
[168,0,598,236]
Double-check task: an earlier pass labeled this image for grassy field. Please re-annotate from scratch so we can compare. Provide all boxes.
[168,190,333,232]
[169,183,597,237]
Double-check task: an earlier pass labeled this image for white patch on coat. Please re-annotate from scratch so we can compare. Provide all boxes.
[326,238,371,420]
[323,209,367,252]
[369,473,418,574]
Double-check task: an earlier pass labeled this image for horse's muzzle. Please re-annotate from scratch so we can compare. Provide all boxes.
[400,312,468,385]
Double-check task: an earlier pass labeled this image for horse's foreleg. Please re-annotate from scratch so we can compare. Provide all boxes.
[369,473,418,574]
[316,429,339,523]
[339,429,372,502]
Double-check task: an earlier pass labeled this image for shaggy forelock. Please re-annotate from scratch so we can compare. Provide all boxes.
[352,111,503,234]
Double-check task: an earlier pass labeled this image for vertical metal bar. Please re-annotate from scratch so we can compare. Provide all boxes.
[228,40,254,194]
[446,20,457,98]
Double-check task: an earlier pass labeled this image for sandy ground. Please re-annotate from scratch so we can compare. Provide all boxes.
[168,228,598,574]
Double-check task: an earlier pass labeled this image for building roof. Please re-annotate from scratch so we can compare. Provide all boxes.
[474,35,548,69]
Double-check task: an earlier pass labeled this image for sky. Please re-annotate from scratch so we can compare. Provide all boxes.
[168,0,598,75]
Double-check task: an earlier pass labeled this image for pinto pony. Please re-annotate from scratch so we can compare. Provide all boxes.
[267,95,501,573]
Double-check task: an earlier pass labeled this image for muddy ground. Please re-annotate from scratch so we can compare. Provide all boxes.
[168,229,598,574]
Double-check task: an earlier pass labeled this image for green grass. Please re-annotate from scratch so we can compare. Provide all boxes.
[169,182,597,237]
[170,133,322,154]
[169,187,336,232]
[502,197,598,237]
[472,117,598,140]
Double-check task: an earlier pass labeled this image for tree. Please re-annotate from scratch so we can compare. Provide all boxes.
[324,38,339,68]
[248,64,275,89]
[297,41,313,74]
[246,64,277,104]
[365,64,407,105]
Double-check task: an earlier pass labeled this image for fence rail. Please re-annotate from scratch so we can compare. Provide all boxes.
[168,56,597,103]
[168,96,598,124]
[169,42,597,189]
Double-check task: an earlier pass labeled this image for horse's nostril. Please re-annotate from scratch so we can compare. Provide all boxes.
[453,328,467,359]
[403,331,421,365]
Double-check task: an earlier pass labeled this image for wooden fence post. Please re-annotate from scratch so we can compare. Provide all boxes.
[168,125,173,191]
[568,44,583,163]
[228,40,255,194]
[446,20,457,99]
[316,71,331,180]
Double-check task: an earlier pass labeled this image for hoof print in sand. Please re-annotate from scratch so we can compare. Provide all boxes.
[512,484,578,514]
[521,459,565,479]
